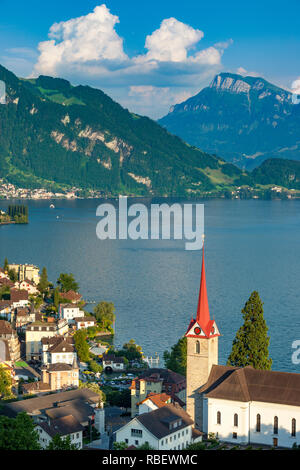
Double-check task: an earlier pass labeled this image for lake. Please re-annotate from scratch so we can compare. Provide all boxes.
[1,198,300,373]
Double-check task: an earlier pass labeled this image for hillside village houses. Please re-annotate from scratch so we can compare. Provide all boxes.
[2,256,300,450]
[8,263,40,284]
[25,319,69,362]
[59,303,85,324]
[75,316,96,330]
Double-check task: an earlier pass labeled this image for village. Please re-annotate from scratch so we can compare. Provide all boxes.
[0,260,200,450]
[1,253,300,451]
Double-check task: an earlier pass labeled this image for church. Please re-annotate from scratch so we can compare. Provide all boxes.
[185,248,300,448]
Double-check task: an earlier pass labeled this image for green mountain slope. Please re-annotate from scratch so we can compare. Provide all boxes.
[159,73,300,170]
[0,65,246,196]
[252,158,300,189]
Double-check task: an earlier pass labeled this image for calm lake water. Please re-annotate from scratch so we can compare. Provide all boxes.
[1,198,300,373]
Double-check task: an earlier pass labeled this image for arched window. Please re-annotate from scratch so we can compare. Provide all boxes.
[274,416,278,435]
[217,411,221,425]
[234,413,238,427]
[195,341,200,354]
[292,418,296,437]
[256,414,261,433]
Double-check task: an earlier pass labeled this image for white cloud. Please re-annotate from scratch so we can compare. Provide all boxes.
[142,17,204,62]
[34,4,127,76]
[30,4,230,117]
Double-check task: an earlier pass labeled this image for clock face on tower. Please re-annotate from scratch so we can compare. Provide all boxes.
[194,326,201,335]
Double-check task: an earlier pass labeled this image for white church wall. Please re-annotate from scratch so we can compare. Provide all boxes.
[249,401,300,448]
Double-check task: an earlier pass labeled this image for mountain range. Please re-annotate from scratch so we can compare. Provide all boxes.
[0,65,248,197]
[1,64,300,197]
[159,73,300,170]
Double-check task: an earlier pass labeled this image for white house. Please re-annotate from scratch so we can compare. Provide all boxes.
[115,403,202,450]
[75,316,96,330]
[102,354,125,372]
[36,415,84,449]
[59,304,84,324]
[15,280,39,295]
[42,336,76,365]
[138,393,172,415]
[200,365,300,448]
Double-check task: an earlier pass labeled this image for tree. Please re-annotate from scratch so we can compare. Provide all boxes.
[115,339,143,362]
[47,434,78,450]
[227,291,272,370]
[38,267,49,293]
[3,257,8,271]
[0,413,41,450]
[93,301,115,331]
[163,336,187,376]
[57,273,79,293]
[0,363,13,398]
[74,329,90,362]
[88,359,103,374]
[8,268,18,282]
[113,441,128,450]
[78,381,105,403]
[53,287,60,309]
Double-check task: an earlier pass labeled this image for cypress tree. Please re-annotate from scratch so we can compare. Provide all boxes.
[227,291,272,370]
[38,267,49,293]
[3,257,8,271]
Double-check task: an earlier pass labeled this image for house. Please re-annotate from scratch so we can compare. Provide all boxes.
[0,320,21,363]
[59,290,82,304]
[102,354,125,373]
[138,393,172,415]
[58,304,84,324]
[10,288,29,308]
[0,277,15,289]
[115,403,202,450]
[42,336,76,365]
[75,316,96,330]
[21,381,51,395]
[25,319,68,361]
[2,388,101,427]
[15,306,38,331]
[40,358,79,392]
[15,279,39,295]
[36,415,84,449]
[130,368,186,417]
[8,263,40,284]
[13,362,41,382]
[199,365,300,448]
[0,300,12,321]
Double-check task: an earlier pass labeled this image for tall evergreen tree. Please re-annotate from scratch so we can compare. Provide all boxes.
[38,267,49,293]
[163,336,187,376]
[3,257,8,272]
[227,291,272,370]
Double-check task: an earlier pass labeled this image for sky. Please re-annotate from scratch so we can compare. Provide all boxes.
[0,0,300,118]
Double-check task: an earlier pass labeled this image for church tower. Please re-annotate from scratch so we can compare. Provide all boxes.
[185,245,220,429]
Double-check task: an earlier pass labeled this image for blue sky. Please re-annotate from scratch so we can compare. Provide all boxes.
[1,0,299,117]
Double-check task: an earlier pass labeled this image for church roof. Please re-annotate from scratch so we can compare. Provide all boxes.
[185,247,220,338]
[200,365,300,407]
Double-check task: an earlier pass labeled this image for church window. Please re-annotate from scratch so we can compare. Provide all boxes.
[256,414,261,432]
[217,411,221,425]
[234,414,238,427]
[195,341,200,354]
[292,419,296,437]
[274,416,278,435]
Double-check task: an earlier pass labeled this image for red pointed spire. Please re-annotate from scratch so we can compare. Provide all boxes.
[196,245,211,329]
